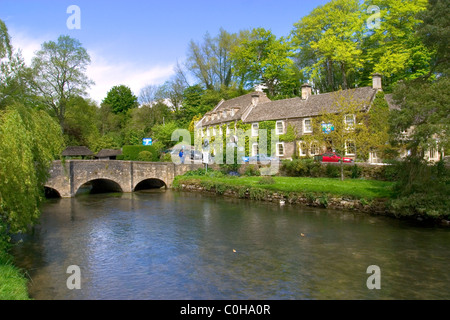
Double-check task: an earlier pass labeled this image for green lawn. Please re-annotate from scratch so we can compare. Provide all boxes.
[175,175,394,200]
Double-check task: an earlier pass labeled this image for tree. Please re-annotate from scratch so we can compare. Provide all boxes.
[416,0,450,76]
[231,28,295,97]
[361,0,432,89]
[0,105,64,233]
[31,35,94,130]
[102,85,138,114]
[63,96,100,147]
[0,19,34,108]
[186,28,238,90]
[309,91,377,180]
[291,0,364,93]
[390,77,449,157]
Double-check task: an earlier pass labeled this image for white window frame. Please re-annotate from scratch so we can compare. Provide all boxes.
[344,114,356,130]
[252,143,259,157]
[298,141,308,157]
[310,141,320,156]
[252,123,259,137]
[276,121,285,135]
[276,142,285,157]
[303,118,313,134]
[345,140,356,156]
[226,124,230,136]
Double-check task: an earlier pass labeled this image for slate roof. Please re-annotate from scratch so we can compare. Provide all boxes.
[95,149,122,158]
[199,91,271,126]
[244,87,378,123]
[62,146,94,156]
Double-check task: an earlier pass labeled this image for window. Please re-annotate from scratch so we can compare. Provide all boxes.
[222,110,227,118]
[252,143,259,157]
[369,152,381,164]
[298,141,307,157]
[310,142,320,156]
[303,118,312,133]
[428,148,439,161]
[252,123,259,137]
[207,127,211,137]
[276,142,284,156]
[276,121,284,135]
[344,114,355,129]
[345,140,356,156]
[226,124,230,136]
[212,127,216,136]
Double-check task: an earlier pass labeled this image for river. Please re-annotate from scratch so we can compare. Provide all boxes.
[11,190,450,300]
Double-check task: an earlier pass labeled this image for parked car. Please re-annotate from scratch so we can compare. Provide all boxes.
[314,152,353,163]
[242,154,278,163]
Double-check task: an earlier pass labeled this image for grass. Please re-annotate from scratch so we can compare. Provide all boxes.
[0,244,30,300]
[175,175,394,200]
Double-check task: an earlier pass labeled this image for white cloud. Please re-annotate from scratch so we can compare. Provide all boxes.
[86,51,175,104]
[7,28,175,104]
[8,28,49,66]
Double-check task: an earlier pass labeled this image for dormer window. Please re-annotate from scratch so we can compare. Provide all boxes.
[222,110,227,118]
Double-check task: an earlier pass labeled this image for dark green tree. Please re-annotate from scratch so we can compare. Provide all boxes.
[102,85,138,114]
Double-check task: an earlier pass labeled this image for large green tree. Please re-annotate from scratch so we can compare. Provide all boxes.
[102,85,138,114]
[31,35,94,130]
[231,28,295,97]
[0,105,64,233]
[291,0,364,92]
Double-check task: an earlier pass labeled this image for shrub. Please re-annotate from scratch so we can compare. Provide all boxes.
[258,176,275,185]
[244,165,261,176]
[351,164,362,179]
[137,151,153,161]
[121,145,159,161]
[326,164,340,178]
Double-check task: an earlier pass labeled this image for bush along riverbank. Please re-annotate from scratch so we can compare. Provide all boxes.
[173,165,450,225]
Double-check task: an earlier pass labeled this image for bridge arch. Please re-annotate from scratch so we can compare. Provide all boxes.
[75,178,124,195]
[133,178,167,191]
[44,186,62,198]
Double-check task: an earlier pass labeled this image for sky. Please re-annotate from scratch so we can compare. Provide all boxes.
[0,0,330,103]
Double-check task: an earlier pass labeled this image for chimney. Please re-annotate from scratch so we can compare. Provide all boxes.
[301,84,312,100]
[251,94,260,106]
[372,73,382,90]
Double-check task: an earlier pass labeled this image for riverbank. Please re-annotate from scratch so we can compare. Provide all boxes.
[0,241,30,300]
[174,175,394,216]
[173,174,449,225]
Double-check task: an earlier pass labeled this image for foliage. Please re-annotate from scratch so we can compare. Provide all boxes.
[231,28,295,96]
[389,76,449,156]
[137,151,153,162]
[389,158,449,219]
[151,121,180,150]
[291,0,364,92]
[0,105,64,233]
[244,165,261,177]
[120,145,159,161]
[31,35,93,128]
[102,85,138,114]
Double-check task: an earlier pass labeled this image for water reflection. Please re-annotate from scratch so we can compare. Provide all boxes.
[11,191,450,300]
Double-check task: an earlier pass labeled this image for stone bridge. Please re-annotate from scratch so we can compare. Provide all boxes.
[45,160,203,198]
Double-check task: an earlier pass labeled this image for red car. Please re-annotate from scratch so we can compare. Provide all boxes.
[315,152,354,163]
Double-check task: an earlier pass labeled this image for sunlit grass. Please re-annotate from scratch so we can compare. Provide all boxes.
[0,248,30,300]
[176,175,394,200]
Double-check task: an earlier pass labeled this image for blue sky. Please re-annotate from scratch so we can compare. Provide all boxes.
[0,0,329,103]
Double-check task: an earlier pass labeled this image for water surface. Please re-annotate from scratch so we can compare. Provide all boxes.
[12,190,450,300]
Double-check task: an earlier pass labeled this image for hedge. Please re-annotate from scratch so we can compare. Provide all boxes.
[117,145,159,161]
